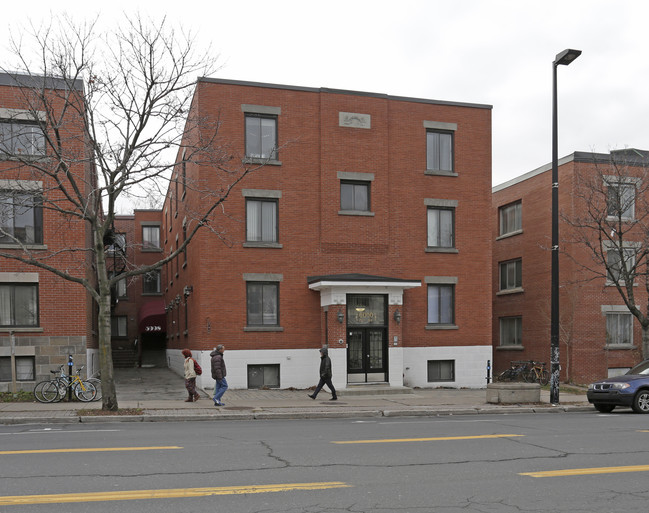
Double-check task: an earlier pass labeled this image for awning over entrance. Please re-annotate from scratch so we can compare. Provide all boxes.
[307,273,421,306]
[138,298,166,334]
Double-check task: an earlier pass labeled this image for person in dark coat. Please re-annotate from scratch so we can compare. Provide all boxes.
[308,347,337,401]
[210,344,228,406]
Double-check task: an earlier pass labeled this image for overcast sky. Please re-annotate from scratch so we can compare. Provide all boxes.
[2,0,648,187]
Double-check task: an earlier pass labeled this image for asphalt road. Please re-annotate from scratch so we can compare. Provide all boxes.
[1,411,648,512]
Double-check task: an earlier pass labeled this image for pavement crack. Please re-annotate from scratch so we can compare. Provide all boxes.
[260,439,291,467]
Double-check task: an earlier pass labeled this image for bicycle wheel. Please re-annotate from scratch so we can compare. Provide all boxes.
[44,381,64,403]
[73,381,97,402]
[523,370,535,383]
[34,381,57,403]
[87,378,102,401]
[539,369,550,386]
[50,379,68,403]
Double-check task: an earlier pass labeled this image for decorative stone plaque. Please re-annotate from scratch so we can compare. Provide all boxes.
[339,112,371,129]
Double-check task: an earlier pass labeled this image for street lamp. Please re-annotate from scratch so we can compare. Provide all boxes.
[551,48,581,405]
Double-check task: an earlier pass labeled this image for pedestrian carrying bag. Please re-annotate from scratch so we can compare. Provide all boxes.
[192,359,202,375]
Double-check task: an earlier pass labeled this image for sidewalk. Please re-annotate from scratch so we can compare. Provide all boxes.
[0,367,593,425]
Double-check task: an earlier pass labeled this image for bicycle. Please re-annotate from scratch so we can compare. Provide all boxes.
[524,361,550,385]
[495,360,532,382]
[33,365,97,403]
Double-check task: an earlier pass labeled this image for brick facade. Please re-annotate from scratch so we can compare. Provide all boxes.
[492,150,649,384]
[163,79,493,390]
[0,73,94,391]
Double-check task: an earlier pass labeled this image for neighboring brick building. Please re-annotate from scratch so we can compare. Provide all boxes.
[492,149,649,384]
[0,72,95,391]
[163,78,493,391]
[110,210,166,369]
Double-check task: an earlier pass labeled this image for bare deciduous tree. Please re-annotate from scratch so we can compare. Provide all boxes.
[0,15,264,410]
[564,150,649,359]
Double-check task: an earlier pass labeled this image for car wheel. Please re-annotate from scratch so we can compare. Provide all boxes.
[594,403,615,413]
[632,390,649,413]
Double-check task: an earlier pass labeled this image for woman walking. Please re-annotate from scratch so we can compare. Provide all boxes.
[182,348,200,402]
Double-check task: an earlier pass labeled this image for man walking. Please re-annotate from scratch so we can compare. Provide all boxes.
[210,344,228,406]
[308,346,337,401]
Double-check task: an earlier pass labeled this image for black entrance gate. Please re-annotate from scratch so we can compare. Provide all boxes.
[346,295,388,383]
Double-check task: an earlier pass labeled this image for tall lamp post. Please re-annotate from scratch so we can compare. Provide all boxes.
[551,48,581,405]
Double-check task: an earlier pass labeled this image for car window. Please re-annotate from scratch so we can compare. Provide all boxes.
[627,360,649,375]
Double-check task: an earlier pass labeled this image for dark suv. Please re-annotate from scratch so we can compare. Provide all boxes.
[587,360,649,413]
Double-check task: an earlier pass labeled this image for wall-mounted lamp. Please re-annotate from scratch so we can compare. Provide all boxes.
[337,309,344,324]
[393,308,401,325]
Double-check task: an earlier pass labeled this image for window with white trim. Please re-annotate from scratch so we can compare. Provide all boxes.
[607,182,636,220]
[606,312,632,346]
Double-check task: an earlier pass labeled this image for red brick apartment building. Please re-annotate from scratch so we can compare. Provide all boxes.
[492,149,649,384]
[109,210,166,369]
[0,72,95,391]
[163,78,493,390]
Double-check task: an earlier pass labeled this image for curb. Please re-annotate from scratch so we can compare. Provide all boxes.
[0,404,596,425]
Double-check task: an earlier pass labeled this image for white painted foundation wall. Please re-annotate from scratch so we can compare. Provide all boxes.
[167,344,492,391]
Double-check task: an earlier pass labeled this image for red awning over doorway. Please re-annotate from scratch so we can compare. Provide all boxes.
[138,298,166,334]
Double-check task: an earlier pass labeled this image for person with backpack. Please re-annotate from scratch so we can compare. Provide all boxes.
[182,348,201,402]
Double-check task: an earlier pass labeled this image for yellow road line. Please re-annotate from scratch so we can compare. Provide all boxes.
[332,434,524,444]
[0,446,182,455]
[521,465,649,478]
[0,482,352,506]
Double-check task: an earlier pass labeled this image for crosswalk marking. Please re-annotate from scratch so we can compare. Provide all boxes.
[0,482,352,505]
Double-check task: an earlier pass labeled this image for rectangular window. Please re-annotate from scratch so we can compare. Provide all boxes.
[606,312,632,345]
[142,225,160,250]
[111,315,128,337]
[246,199,278,242]
[499,259,522,291]
[427,284,454,324]
[427,207,454,248]
[426,130,453,171]
[500,316,522,346]
[247,364,280,388]
[245,115,277,159]
[247,282,279,326]
[0,283,38,327]
[607,247,636,282]
[0,121,45,156]
[427,360,455,382]
[341,181,370,212]
[607,183,635,220]
[182,221,187,265]
[0,355,35,382]
[0,191,43,245]
[499,201,522,236]
[143,269,161,294]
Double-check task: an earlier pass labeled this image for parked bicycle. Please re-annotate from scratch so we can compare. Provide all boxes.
[495,360,532,382]
[524,361,549,385]
[33,365,97,403]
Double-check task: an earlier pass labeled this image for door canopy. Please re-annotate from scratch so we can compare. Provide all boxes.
[307,273,421,307]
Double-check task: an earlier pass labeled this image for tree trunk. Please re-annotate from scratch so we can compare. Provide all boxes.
[96,231,119,411]
[642,324,649,361]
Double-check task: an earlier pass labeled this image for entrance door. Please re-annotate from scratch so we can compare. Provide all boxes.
[346,295,388,383]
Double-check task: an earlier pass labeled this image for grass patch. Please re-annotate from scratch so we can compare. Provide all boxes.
[0,391,35,402]
[77,408,143,416]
